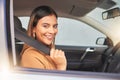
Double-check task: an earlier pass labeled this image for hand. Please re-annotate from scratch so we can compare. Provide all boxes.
[50,48,67,70]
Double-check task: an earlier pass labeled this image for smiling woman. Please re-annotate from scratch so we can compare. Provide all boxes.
[20,5,67,70]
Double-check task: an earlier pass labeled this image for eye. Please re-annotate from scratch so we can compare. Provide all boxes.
[53,25,58,29]
[42,24,49,28]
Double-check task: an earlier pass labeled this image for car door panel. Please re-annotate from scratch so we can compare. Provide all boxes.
[56,45,108,71]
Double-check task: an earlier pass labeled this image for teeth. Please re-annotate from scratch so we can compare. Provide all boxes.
[46,35,53,39]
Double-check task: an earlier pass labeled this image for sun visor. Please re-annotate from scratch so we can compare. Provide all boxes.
[69,0,105,17]
[69,5,90,16]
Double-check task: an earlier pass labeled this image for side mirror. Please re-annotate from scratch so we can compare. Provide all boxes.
[96,37,106,45]
[102,7,120,20]
[96,37,113,46]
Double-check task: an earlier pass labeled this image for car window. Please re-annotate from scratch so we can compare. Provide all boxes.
[9,0,120,79]
[19,17,106,47]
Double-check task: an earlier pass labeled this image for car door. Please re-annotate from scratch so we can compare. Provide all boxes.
[1,0,120,80]
[55,18,108,71]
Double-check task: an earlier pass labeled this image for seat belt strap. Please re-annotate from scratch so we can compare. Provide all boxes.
[111,42,120,56]
[102,42,120,72]
[14,27,50,54]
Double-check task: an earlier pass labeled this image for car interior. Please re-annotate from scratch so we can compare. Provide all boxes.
[14,16,24,65]
[13,0,120,73]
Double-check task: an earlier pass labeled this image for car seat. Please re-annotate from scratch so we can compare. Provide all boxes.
[101,41,120,73]
[14,16,26,66]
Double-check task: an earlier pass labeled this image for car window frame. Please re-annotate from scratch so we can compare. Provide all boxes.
[7,0,120,80]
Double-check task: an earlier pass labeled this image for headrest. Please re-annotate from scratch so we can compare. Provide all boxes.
[14,16,26,32]
[14,16,23,29]
[14,16,26,42]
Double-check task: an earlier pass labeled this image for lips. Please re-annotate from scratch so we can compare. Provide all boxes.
[45,34,54,41]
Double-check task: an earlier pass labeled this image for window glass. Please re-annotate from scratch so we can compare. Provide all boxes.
[56,18,106,46]
[19,17,29,30]
[19,17,106,47]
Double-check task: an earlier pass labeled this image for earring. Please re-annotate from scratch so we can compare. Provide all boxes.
[33,32,36,38]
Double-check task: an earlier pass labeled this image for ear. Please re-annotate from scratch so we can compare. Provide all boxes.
[32,27,36,33]
[32,27,36,38]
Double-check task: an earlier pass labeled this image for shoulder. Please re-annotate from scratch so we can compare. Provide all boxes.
[20,46,46,68]
[22,46,45,58]
[21,46,56,69]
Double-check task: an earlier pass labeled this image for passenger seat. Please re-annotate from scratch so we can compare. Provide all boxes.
[14,16,26,66]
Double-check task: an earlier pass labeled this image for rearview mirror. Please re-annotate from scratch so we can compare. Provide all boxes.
[102,7,120,20]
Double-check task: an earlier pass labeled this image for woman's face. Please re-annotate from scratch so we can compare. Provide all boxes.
[33,15,58,46]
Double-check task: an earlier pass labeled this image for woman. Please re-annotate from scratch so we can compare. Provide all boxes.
[20,5,67,70]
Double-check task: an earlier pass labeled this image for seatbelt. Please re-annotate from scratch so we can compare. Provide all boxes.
[102,42,120,72]
[14,26,50,54]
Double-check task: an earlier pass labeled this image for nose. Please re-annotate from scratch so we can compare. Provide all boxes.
[49,27,55,33]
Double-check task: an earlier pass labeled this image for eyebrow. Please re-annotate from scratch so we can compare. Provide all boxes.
[42,23,58,26]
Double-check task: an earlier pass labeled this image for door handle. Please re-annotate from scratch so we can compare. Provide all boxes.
[80,48,95,62]
[86,48,95,52]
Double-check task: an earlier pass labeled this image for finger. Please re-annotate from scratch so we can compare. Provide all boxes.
[50,48,55,57]
[54,49,59,57]
[58,50,64,56]
[55,50,64,57]
[58,50,63,56]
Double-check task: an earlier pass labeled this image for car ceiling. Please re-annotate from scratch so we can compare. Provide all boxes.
[13,0,107,18]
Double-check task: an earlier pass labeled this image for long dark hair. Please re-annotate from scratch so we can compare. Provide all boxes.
[27,5,58,37]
